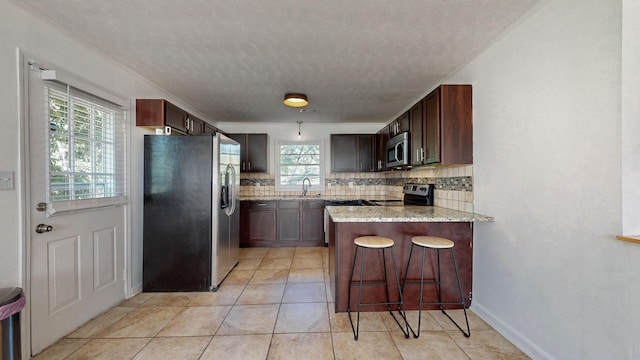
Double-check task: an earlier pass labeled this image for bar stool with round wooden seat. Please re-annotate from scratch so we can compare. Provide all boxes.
[347,236,410,340]
[402,236,471,338]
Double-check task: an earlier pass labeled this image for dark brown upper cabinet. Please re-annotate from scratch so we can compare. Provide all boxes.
[330,134,376,172]
[375,126,390,171]
[410,101,424,166]
[425,85,472,165]
[136,99,209,136]
[389,111,410,136]
[389,84,472,167]
[203,122,218,135]
[228,133,268,173]
[188,115,204,136]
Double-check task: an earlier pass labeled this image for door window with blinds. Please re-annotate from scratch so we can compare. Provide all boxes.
[45,82,127,213]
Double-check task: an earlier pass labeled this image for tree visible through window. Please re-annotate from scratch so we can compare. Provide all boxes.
[278,143,321,187]
[47,86,126,204]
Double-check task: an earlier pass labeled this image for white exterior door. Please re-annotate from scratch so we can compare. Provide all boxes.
[27,65,127,354]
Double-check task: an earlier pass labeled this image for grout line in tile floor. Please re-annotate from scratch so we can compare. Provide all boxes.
[33,246,530,360]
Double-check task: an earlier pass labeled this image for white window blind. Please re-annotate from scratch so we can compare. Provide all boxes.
[45,82,128,214]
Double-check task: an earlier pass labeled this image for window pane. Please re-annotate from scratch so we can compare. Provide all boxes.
[47,86,126,204]
[50,173,70,202]
[281,144,320,154]
[73,174,91,199]
[50,134,70,172]
[281,154,320,165]
[73,138,92,173]
[281,165,320,176]
[278,143,322,187]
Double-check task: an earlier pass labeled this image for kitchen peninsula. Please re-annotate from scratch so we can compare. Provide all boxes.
[326,205,494,313]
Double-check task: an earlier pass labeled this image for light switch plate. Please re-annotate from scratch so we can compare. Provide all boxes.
[0,171,14,190]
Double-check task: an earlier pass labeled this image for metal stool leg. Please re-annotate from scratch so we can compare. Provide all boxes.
[444,247,471,337]
[433,247,471,338]
[402,241,471,338]
[348,243,410,340]
[347,246,367,340]
[401,243,419,338]
[389,247,410,338]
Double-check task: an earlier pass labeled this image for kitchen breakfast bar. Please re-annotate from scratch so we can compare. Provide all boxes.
[325,205,494,313]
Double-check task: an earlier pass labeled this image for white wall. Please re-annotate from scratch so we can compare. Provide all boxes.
[447,0,640,358]
[621,0,640,235]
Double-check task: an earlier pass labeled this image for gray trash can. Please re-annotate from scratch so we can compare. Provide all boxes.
[0,287,24,360]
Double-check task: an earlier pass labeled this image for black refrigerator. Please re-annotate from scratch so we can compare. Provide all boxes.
[143,133,240,291]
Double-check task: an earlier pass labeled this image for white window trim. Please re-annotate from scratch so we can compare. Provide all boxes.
[274,139,325,192]
[41,67,129,215]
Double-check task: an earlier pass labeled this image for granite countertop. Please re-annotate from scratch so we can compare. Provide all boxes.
[326,205,495,223]
[240,195,403,202]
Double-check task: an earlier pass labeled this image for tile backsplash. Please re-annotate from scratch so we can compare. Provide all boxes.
[240,164,474,213]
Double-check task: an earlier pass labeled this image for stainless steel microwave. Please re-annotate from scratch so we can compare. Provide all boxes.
[386,132,410,167]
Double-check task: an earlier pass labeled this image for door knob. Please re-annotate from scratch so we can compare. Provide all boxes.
[35,224,53,233]
[36,202,47,212]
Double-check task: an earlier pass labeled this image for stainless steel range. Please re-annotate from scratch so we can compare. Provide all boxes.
[402,183,435,206]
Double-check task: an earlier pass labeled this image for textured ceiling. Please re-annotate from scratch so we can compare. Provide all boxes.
[12,0,540,123]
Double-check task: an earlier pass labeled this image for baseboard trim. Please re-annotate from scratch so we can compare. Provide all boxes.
[471,301,556,360]
[129,283,142,297]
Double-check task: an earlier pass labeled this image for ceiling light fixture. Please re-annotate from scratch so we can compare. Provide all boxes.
[284,93,309,108]
[297,121,302,139]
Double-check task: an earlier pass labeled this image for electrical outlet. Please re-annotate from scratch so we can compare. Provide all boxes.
[348,181,354,188]
[255,182,261,187]
[326,183,331,189]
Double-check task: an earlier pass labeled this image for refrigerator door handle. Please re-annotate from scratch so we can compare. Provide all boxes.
[221,185,228,209]
[225,164,237,216]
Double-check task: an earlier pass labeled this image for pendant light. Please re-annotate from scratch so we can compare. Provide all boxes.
[297,121,302,139]
[283,93,309,108]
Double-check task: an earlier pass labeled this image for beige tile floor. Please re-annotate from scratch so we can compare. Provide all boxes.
[34,247,530,360]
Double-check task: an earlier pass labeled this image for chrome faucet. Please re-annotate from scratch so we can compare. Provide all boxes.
[302,177,312,196]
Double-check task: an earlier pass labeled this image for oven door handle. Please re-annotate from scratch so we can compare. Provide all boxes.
[394,142,402,162]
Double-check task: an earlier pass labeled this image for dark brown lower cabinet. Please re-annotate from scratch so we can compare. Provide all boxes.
[302,201,324,243]
[278,201,301,242]
[328,220,472,312]
[240,200,324,247]
[241,201,277,247]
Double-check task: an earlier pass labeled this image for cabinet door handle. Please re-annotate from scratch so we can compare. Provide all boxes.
[248,162,251,171]
[421,148,425,162]
[257,203,267,206]
[242,162,246,171]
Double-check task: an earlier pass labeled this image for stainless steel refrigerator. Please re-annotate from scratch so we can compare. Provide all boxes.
[143,133,240,291]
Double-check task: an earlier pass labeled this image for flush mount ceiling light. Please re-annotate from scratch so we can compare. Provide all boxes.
[283,93,308,108]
